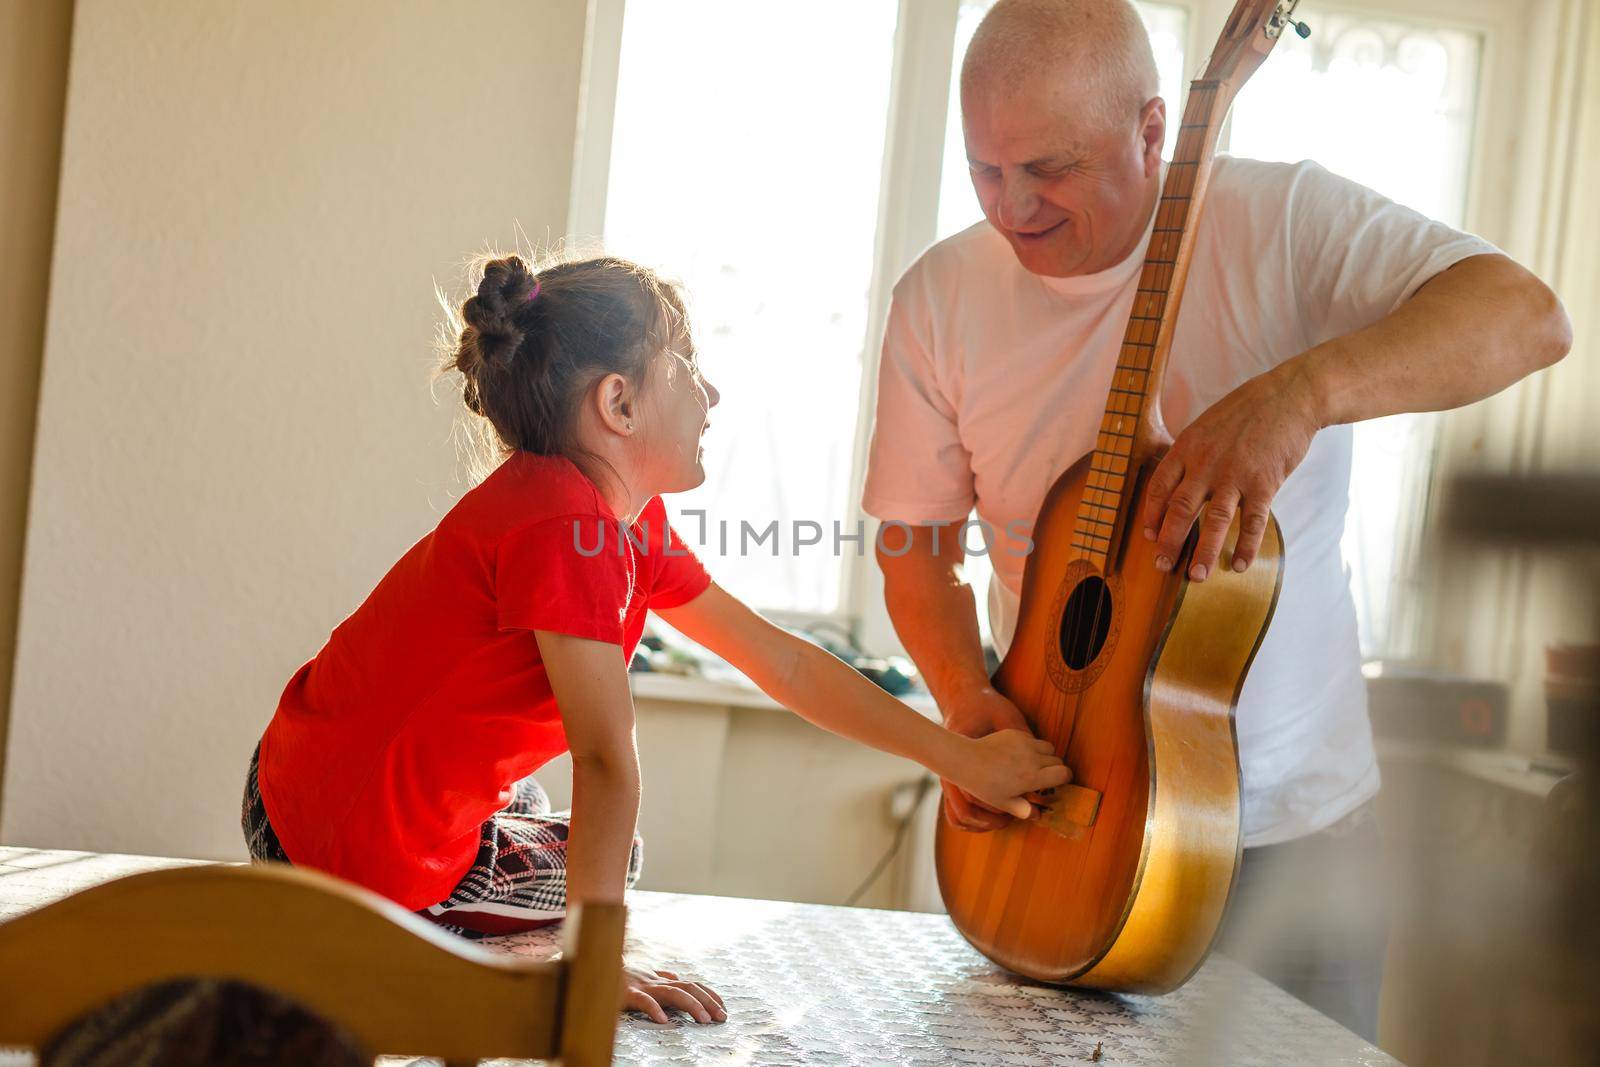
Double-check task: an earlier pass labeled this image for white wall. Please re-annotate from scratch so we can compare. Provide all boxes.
[1,0,588,858]
[536,689,935,910]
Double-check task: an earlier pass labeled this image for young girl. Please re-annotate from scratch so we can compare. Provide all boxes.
[241,253,1068,1025]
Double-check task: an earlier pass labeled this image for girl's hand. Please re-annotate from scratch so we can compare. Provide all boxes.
[948,730,1071,820]
[624,965,727,1024]
[939,686,1038,832]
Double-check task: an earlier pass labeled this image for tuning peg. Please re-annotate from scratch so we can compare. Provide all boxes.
[1266,2,1313,41]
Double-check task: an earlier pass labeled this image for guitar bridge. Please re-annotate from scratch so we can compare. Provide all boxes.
[1033,783,1103,840]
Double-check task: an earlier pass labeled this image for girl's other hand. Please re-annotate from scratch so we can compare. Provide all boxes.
[624,965,727,1024]
[953,730,1071,820]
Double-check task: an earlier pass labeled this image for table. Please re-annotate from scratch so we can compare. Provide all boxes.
[0,847,1397,1066]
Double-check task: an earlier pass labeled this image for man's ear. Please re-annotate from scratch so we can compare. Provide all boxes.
[1138,96,1166,176]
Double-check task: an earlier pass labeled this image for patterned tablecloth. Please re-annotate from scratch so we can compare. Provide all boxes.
[0,847,1399,1066]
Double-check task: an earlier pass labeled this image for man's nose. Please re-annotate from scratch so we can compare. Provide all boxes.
[996,172,1040,231]
[704,378,721,409]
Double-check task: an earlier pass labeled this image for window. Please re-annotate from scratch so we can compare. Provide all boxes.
[599,0,900,616]
[1228,13,1483,658]
[586,0,1492,659]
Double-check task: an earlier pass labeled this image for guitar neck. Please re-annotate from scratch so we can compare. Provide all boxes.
[1076,81,1231,570]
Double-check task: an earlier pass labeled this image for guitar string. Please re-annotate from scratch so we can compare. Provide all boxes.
[1053,93,1208,759]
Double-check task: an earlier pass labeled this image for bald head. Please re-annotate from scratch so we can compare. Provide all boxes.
[956,0,1167,277]
[961,0,1159,134]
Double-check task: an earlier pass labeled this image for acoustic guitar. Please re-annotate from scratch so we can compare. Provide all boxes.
[935,0,1308,994]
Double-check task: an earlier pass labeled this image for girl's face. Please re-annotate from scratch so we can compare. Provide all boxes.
[634,339,719,495]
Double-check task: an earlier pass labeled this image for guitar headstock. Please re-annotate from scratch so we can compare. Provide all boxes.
[1201,0,1310,95]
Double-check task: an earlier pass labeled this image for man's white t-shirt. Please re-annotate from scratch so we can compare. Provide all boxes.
[861,156,1497,846]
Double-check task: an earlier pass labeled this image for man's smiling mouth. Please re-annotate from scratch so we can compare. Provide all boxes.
[1014,219,1067,243]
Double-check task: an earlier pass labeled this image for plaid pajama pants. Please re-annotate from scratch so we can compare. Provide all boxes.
[241,743,643,938]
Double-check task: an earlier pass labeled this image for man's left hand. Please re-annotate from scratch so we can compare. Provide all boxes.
[1139,363,1322,581]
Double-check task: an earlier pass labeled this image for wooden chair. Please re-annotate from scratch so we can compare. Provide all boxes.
[0,862,624,1065]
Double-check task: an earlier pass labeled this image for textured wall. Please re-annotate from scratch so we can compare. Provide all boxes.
[1,0,588,857]
[0,1,75,827]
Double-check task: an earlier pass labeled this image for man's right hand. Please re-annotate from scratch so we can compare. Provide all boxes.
[939,685,1040,832]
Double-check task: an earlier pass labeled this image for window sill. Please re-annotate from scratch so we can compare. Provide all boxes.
[629,669,941,722]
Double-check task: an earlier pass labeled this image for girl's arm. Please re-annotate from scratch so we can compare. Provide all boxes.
[535,630,726,1025]
[652,584,1068,816]
[535,629,642,905]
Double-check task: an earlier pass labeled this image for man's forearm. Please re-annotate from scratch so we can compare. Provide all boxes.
[1289,254,1572,430]
[566,755,642,904]
[878,536,992,712]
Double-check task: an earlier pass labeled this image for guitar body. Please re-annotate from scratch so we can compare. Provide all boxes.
[935,450,1283,993]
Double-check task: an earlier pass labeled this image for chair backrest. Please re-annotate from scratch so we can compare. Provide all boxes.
[0,863,624,1065]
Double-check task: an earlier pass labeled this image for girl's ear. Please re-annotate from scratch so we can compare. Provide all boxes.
[595,372,636,435]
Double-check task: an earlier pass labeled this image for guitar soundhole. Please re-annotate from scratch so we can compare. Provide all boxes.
[1058,575,1114,671]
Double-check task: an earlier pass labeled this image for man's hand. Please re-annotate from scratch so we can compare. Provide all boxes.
[1140,364,1321,582]
[940,686,1038,832]
[624,964,726,1024]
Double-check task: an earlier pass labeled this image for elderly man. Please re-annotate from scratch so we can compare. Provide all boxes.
[862,0,1570,1041]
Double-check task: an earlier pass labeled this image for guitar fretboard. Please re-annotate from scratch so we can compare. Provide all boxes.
[1072,81,1224,570]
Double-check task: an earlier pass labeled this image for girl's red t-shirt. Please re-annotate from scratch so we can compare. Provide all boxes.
[257,452,711,909]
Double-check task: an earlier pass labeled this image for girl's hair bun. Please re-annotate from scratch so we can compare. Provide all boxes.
[459,255,539,376]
